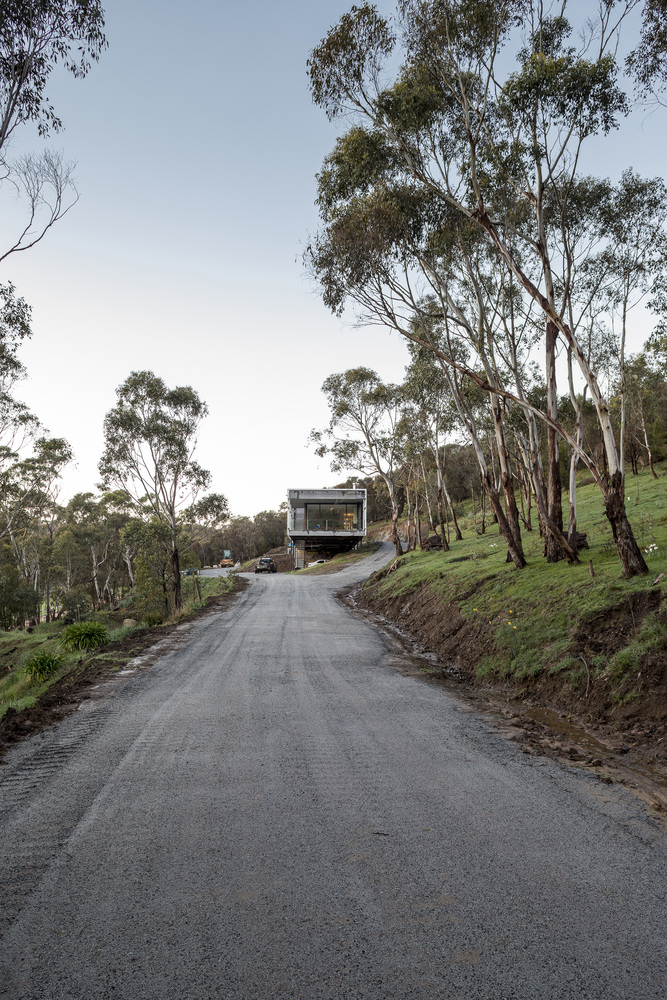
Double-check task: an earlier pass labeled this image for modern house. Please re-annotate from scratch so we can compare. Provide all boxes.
[286,488,367,569]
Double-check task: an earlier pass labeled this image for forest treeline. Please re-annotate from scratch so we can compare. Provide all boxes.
[307,0,667,576]
[0,354,235,627]
[317,345,667,560]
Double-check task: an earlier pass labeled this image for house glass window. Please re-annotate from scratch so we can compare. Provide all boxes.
[305,503,358,531]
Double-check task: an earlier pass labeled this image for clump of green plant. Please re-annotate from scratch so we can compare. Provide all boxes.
[142,613,164,626]
[60,621,108,651]
[24,650,63,681]
[106,625,135,643]
[56,586,93,624]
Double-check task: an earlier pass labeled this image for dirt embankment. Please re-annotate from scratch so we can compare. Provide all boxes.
[347,575,667,815]
[0,580,248,759]
[352,579,667,732]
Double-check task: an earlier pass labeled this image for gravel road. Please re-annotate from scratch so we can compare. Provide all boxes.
[1,543,665,999]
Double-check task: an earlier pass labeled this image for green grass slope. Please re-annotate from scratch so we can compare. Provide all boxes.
[357,465,667,733]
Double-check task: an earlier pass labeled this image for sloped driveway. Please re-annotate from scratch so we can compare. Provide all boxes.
[0,543,665,999]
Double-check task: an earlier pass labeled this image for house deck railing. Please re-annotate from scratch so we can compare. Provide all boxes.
[289,518,360,533]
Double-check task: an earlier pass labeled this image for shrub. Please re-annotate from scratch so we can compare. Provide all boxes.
[24,650,63,680]
[143,613,164,626]
[60,621,108,651]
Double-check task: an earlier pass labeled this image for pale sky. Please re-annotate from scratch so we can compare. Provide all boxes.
[1,1,664,518]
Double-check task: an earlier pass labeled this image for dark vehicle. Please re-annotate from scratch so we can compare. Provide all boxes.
[255,557,277,574]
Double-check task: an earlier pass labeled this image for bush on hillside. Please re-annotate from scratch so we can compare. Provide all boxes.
[60,621,108,651]
[24,650,63,680]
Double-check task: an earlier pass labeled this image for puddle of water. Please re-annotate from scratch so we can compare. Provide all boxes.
[526,707,667,790]
[525,707,609,755]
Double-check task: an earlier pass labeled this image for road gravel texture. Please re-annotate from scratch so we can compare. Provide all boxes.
[0,543,665,999]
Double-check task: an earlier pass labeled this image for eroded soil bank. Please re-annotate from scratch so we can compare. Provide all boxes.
[345,578,667,817]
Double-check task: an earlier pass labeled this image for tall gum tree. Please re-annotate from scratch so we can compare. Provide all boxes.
[98,371,228,612]
[311,368,405,557]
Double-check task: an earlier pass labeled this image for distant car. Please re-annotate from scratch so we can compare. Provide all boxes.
[255,557,277,574]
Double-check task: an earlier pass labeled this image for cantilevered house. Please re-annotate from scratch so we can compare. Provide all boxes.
[286,488,367,569]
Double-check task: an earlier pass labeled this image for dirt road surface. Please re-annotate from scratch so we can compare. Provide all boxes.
[1,543,665,999]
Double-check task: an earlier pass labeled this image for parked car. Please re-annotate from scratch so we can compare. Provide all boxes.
[255,557,277,574]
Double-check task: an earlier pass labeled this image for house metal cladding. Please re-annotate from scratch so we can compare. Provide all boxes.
[286,488,367,568]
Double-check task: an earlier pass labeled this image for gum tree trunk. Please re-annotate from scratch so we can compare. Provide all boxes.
[481,472,526,569]
[489,392,524,564]
[545,320,564,562]
[604,473,648,578]
[171,545,182,611]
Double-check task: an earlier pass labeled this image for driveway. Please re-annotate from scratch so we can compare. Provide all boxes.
[0,543,665,999]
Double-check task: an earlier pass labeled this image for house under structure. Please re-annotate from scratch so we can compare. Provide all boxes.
[286,488,367,569]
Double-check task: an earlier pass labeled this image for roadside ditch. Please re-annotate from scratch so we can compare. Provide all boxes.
[339,581,667,822]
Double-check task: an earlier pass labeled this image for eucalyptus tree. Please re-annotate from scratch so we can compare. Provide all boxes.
[0,0,106,263]
[308,0,651,576]
[0,0,106,150]
[4,434,72,608]
[395,406,429,550]
[98,371,228,611]
[0,434,71,570]
[312,368,405,556]
[627,0,667,105]
[120,517,172,618]
[598,171,667,469]
[617,351,666,478]
[0,282,31,386]
[0,283,73,591]
[60,492,134,609]
[403,346,462,544]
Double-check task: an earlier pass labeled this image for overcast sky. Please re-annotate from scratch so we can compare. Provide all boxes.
[1,0,663,518]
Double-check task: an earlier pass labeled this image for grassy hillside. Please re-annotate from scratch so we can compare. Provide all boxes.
[356,464,667,733]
